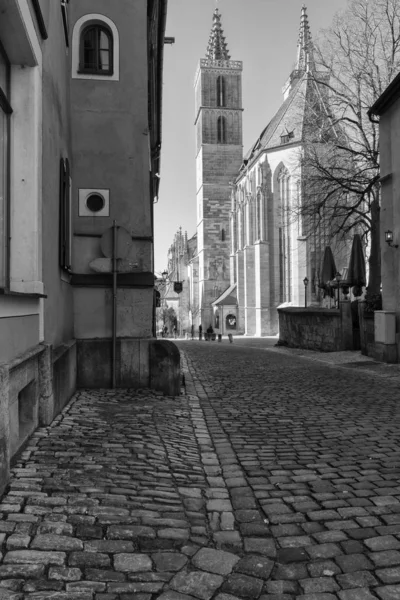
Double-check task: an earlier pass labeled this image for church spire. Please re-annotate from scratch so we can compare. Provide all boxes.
[296,5,315,72]
[205,8,231,61]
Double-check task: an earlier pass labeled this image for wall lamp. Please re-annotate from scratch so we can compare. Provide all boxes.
[385,230,398,248]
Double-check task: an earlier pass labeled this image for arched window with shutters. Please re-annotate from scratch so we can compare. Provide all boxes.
[79,24,113,75]
[217,75,226,107]
[217,116,227,144]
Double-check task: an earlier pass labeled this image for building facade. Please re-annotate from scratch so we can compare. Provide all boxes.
[191,9,243,331]
[369,74,400,363]
[182,6,347,337]
[0,0,169,494]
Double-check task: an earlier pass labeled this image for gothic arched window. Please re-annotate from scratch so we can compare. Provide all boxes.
[217,116,227,144]
[217,76,226,107]
[80,24,113,75]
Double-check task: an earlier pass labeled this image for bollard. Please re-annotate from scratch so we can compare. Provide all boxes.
[218,334,222,342]
[228,334,233,343]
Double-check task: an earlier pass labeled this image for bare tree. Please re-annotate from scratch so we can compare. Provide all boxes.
[300,0,400,294]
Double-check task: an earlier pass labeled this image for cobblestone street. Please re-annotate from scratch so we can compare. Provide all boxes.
[2,340,400,599]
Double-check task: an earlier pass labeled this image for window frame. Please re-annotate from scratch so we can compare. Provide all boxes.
[79,24,114,76]
[217,75,226,107]
[0,41,11,290]
[217,115,227,144]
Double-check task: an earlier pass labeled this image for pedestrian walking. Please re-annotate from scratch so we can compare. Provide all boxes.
[191,324,194,340]
[173,325,177,339]
[199,324,202,340]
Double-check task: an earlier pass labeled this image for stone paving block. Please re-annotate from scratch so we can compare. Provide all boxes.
[376,585,400,599]
[84,540,135,553]
[157,592,197,600]
[68,552,111,568]
[151,552,188,572]
[273,562,308,580]
[244,538,276,556]
[158,528,189,540]
[4,550,66,566]
[192,548,240,575]
[336,569,378,588]
[364,535,400,551]
[264,579,299,594]
[337,589,380,600]
[169,570,224,600]
[276,548,309,563]
[31,535,83,552]
[234,555,274,579]
[48,567,83,581]
[0,564,45,579]
[369,550,400,567]
[299,577,340,593]
[307,559,341,577]
[213,531,242,550]
[85,569,126,582]
[221,573,263,598]
[376,566,400,583]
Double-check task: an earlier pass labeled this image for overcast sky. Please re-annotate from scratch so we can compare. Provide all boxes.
[154,0,348,273]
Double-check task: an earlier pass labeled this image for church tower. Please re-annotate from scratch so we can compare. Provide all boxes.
[194,8,243,328]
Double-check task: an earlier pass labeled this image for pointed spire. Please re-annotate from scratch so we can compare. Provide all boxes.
[296,5,315,72]
[205,8,231,61]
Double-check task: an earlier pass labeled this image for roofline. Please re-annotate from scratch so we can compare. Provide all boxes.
[369,72,400,117]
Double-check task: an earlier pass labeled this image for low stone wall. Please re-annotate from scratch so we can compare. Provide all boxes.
[278,307,343,352]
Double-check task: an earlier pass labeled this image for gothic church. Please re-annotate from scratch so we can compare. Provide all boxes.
[183,6,335,336]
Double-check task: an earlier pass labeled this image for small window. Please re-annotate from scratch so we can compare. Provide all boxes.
[221,228,226,241]
[79,25,113,75]
[217,75,226,107]
[217,116,227,144]
[59,158,72,272]
[280,131,295,145]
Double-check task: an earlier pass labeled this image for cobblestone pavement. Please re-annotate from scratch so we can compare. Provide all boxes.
[1,340,400,599]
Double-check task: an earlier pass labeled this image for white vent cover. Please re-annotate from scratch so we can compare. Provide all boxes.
[79,189,110,217]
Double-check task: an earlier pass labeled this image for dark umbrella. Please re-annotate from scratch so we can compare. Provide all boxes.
[319,246,337,300]
[347,234,366,296]
[320,246,337,285]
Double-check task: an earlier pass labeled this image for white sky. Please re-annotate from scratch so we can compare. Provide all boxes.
[154,0,348,272]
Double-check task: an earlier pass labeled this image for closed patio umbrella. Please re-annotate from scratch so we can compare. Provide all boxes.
[320,246,337,285]
[347,234,366,296]
[319,246,337,300]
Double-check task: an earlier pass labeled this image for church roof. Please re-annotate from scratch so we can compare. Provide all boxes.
[205,8,231,61]
[212,283,237,307]
[239,6,332,174]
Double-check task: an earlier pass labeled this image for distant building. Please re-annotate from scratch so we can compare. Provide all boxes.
[178,6,348,337]
[0,0,169,493]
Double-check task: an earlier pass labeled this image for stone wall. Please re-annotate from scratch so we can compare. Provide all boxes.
[278,307,343,352]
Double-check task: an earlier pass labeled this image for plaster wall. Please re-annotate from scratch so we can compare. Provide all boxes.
[378,99,400,359]
[70,0,153,344]
[41,0,74,348]
[73,287,153,340]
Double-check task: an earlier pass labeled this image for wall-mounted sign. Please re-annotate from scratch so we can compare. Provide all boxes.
[174,282,183,294]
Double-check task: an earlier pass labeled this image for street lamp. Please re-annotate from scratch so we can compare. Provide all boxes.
[303,277,309,308]
[335,271,342,307]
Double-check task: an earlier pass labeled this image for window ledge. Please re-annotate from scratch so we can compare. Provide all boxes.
[77,69,114,77]
[9,280,45,296]
[0,289,47,299]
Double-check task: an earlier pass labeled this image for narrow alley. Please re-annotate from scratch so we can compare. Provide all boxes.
[1,340,400,599]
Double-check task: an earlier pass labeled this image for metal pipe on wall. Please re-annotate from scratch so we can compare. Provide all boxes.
[112,220,117,389]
